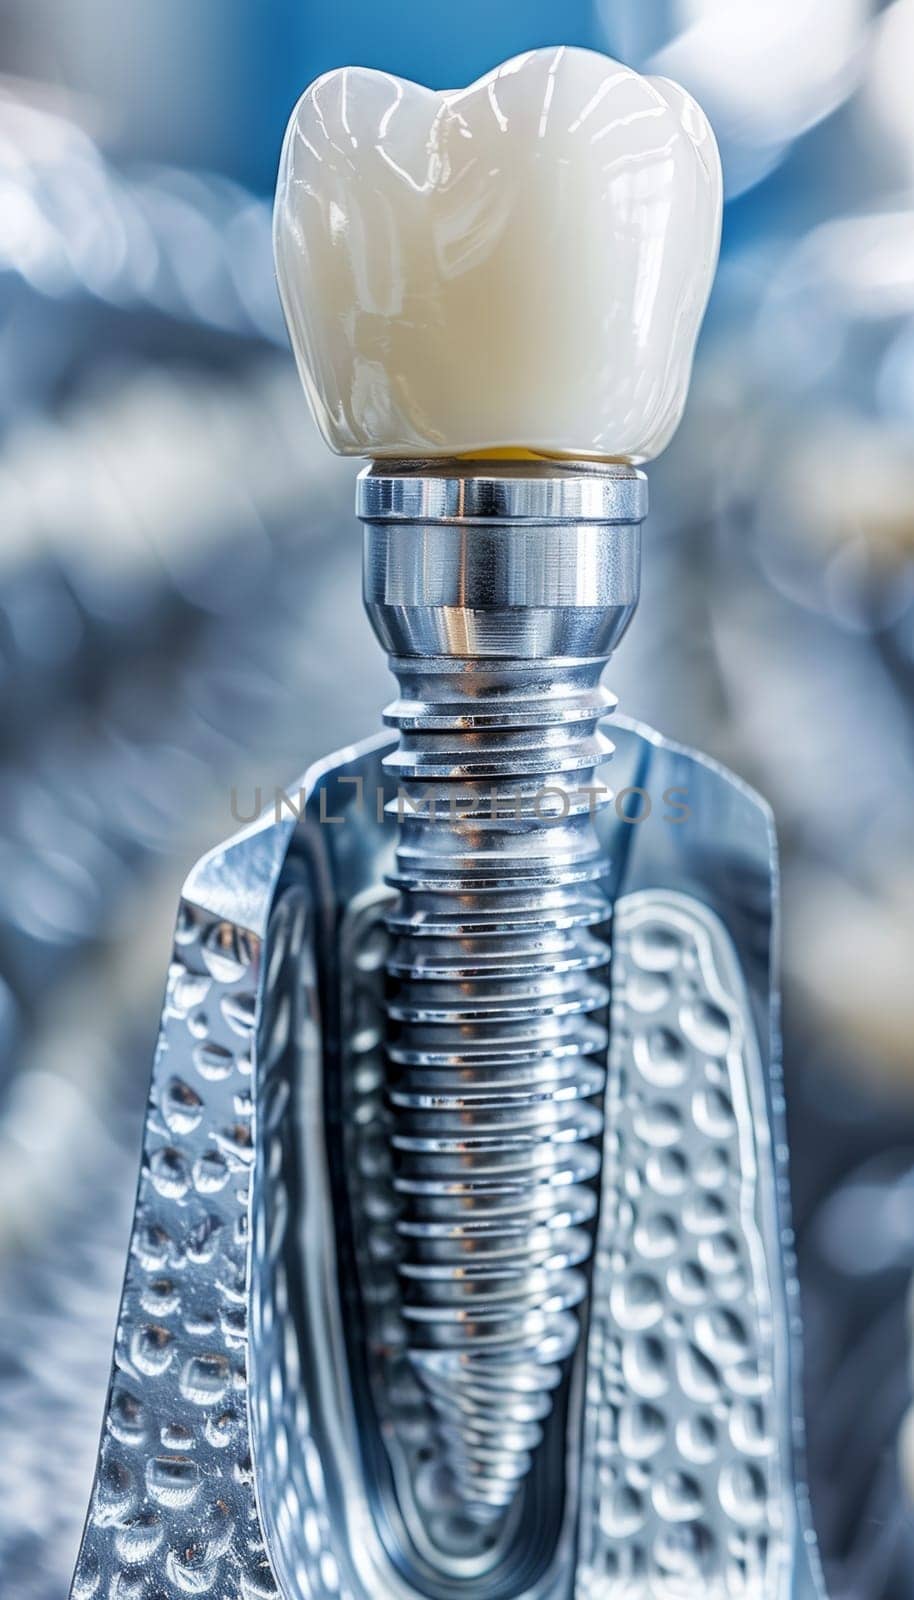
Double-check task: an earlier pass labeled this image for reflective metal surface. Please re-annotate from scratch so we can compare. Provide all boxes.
[70,710,824,1599]
[583,890,796,1593]
[360,462,643,1528]
[357,460,648,526]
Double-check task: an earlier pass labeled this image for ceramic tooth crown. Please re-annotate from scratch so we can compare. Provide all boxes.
[273,46,722,462]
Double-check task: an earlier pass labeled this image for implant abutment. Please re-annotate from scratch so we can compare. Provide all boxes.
[358,461,646,1525]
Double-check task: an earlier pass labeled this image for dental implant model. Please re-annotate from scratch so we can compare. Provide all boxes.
[72,47,827,1600]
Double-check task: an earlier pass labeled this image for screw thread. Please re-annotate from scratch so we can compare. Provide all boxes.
[382,653,616,1522]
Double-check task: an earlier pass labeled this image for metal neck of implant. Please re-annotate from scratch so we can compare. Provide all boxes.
[358,459,647,666]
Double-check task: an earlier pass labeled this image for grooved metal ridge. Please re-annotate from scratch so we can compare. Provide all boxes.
[380,651,617,1523]
[357,460,648,525]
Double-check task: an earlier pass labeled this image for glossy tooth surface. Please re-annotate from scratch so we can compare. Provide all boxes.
[274,47,721,462]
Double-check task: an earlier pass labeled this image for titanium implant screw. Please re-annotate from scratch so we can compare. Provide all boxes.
[360,461,644,1522]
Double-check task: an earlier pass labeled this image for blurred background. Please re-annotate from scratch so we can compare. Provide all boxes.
[0,2,912,1596]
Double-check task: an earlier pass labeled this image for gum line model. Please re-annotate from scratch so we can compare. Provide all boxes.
[72,47,827,1600]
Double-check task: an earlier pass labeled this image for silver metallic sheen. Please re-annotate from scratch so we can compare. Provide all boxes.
[356,459,648,525]
[69,722,825,1600]
[359,461,645,1523]
[70,462,825,1600]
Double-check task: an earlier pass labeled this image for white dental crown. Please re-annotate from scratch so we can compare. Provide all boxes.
[274,46,721,462]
